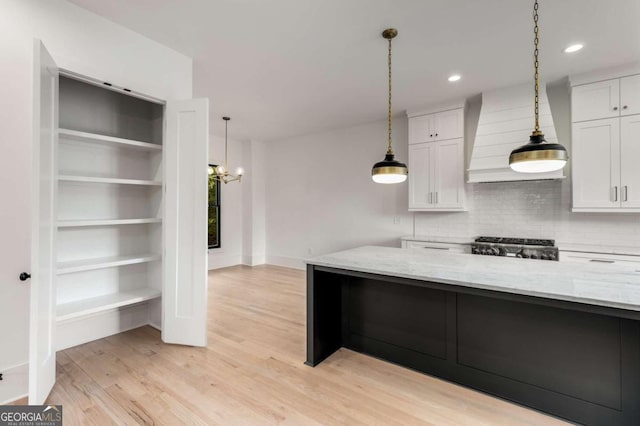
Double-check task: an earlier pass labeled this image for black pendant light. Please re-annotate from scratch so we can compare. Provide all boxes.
[372,28,408,184]
[509,0,568,173]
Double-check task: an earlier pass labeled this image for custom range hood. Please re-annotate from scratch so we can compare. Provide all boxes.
[468,83,565,183]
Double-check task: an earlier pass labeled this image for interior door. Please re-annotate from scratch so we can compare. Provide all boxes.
[163,98,209,347]
[572,118,620,209]
[28,40,58,405]
[409,142,434,210]
[620,115,640,208]
[433,139,464,209]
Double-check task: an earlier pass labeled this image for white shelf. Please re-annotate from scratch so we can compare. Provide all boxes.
[58,218,162,228]
[58,175,162,186]
[57,253,161,275]
[59,128,162,151]
[56,287,161,322]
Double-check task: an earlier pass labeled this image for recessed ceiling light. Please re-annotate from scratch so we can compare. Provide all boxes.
[448,74,461,82]
[564,44,584,53]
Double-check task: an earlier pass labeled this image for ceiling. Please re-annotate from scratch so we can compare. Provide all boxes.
[69,0,640,142]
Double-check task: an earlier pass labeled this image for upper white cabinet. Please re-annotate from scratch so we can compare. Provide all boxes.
[408,107,463,144]
[571,71,640,212]
[407,104,466,211]
[572,79,620,122]
[620,74,640,117]
[572,74,640,122]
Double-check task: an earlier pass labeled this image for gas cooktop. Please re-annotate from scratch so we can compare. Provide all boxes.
[471,236,558,261]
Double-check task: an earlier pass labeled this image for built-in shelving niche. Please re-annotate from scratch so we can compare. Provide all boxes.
[56,75,164,348]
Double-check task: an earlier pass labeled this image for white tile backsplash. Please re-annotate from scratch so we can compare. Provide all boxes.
[414,179,640,248]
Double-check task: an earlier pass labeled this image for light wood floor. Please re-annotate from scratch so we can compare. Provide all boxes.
[40,264,568,425]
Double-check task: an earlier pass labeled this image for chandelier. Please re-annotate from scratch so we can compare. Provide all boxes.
[210,116,243,184]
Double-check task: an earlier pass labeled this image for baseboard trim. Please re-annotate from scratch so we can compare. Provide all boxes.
[266,255,305,270]
[208,253,243,270]
[242,254,266,267]
[0,362,28,405]
[57,302,151,351]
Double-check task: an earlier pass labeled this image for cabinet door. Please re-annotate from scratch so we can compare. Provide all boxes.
[433,139,465,209]
[620,74,640,117]
[572,118,620,209]
[409,143,434,209]
[572,79,620,122]
[434,108,464,141]
[164,98,209,347]
[620,115,640,208]
[29,40,58,405]
[409,114,435,144]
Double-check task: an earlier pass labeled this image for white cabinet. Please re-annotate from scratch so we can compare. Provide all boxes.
[408,114,435,144]
[408,108,463,144]
[29,41,209,404]
[571,72,640,212]
[408,143,434,208]
[620,115,640,208]
[409,138,465,211]
[621,75,640,117]
[572,119,620,209]
[572,79,620,122]
[572,74,640,122]
[434,108,464,141]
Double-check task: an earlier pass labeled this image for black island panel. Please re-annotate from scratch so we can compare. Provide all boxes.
[306,265,640,426]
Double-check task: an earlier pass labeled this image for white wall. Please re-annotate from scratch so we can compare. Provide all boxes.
[0,0,192,403]
[265,118,413,269]
[208,135,244,269]
[241,140,267,266]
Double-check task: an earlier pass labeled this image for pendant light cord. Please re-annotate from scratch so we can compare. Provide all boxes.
[387,36,393,155]
[533,0,541,135]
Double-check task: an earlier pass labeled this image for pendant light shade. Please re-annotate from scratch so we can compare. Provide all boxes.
[509,0,568,174]
[509,133,568,173]
[372,153,408,184]
[372,28,408,184]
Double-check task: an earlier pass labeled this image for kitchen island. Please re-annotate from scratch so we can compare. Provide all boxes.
[305,246,640,426]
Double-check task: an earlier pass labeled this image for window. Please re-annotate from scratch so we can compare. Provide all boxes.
[208,165,221,249]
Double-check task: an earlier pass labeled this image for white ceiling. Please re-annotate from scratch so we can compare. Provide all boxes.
[69,0,640,142]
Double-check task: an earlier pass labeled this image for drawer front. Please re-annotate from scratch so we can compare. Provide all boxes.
[560,251,640,266]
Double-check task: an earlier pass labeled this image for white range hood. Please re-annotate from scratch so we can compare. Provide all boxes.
[468,83,564,183]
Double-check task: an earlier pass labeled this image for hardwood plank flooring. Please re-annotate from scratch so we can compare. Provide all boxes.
[43,264,569,425]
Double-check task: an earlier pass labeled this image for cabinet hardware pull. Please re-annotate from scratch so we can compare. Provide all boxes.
[624,185,628,202]
[428,192,432,204]
[19,272,31,281]
[614,186,618,202]
[429,134,433,137]
[623,105,628,110]
[613,106,619,111]
[435,133,438,137]
[589,259,615,263]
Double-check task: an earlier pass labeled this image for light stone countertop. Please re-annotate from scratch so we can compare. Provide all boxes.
[306,245,640,312]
